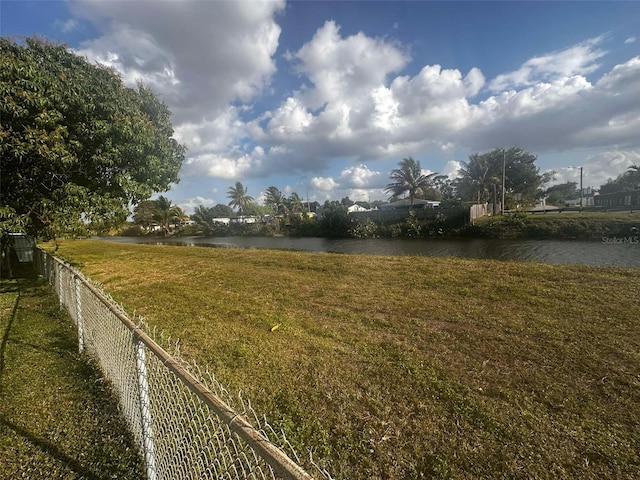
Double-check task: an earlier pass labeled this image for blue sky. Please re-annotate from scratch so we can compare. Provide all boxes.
[3,1,640,212]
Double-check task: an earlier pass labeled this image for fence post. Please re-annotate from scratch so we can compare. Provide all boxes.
[74,275,85,353]
[135,336,158,480]
[57,263,64,309]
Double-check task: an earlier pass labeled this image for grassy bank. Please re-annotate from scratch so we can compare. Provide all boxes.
[0,264,144,479]
[469,211,640,239]
[48,240,639,479]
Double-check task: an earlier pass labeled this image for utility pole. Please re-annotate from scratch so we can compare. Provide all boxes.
[501,149,506,214]
[580,166,583,212]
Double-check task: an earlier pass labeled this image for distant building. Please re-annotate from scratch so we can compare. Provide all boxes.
[378,199,440,210]
[347,203,369,213]
[594,190,640,208]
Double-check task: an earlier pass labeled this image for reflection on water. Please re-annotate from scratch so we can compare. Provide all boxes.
[95,235,640,268]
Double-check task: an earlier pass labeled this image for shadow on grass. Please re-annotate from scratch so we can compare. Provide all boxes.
[0,415,111,480]
[0,262,41,397]
[0,261,145,480]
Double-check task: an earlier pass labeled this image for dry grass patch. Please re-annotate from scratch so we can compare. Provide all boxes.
[49,240,640,479]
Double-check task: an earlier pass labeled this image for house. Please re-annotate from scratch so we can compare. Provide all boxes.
[594,190,640,209]
[347,203,369,213]
[378,199,440,210]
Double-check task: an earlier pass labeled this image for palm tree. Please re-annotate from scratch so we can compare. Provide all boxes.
[264,186,288,215]
[153,196,183,235]
[457,153,498,204]
[286,192,305,214]
[227,182,254,215]
[384,157,437,205]
[629,165,640,189]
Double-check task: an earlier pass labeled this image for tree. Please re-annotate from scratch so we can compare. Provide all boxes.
[133,200,159,229]
[227,182,254,215]
[384,157,438,205]
[210,203,235,218]
[153,196,185,235]
[457,147,547,206]
[264,186,288,214]
[286,192,305,214]
[0,37,186,242]
[132,196,185,235]
[317,201,351,237]
[545,182,578,206]
[433,175,456,203]
[600,165,640,194]
[190,204,233,237]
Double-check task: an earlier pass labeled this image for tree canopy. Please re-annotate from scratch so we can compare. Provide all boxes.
[599,165,640,194]
[545,182,579,206]
[456,147,551,205]
[0,37,185,240]
[226,182,254,215]
[384,157,438,205]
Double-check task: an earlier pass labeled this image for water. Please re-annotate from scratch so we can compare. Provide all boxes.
[95,235,640,268]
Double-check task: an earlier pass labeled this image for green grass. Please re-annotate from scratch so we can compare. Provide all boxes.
[48,240,640,479]
[0,263,144,480]
[472,211,640,239]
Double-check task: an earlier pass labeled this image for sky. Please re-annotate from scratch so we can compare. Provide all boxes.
[2,0,640,213]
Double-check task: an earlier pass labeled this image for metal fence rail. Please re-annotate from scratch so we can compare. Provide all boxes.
[34,248,328,480]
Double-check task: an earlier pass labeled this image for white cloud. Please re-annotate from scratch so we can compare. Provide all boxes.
[548,150,640,188]
[463,56,640,152]
[72,0,284,123]
[442,160,462,179]
[66,4,640,193]
[339,164,382,188]
[56,18,79,33]
[625,37,636,44]
[179,196,217,215]
[311,176,339,192]
[488,36,607,92]
[290,20,410,110]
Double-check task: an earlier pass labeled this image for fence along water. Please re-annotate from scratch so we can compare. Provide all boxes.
[34,248,329,480]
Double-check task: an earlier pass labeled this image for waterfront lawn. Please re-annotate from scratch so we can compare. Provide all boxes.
[473,210,640,239]
[49,240,640,479]
[0,264,144,479]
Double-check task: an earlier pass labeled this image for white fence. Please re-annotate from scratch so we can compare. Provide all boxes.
[34,248,330,480]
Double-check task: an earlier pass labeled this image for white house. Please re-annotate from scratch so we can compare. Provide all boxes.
[347,203,369,213]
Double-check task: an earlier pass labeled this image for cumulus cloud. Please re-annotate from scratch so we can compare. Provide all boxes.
[72,0,284,123]
[179,196,217,215]
[442,160,462,179]
[488,36,607,92]
[625,37,636,44]
[549,151,640,188]
[290,20,410,110]
[66,2,640,195]
[339,164,383,189]
[311,176,339,192]
[463,56,640,152]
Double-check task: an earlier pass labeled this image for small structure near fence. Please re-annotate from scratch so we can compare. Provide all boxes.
[34,248,327,480]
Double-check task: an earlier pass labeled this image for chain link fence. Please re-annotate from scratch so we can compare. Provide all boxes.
[34,248,332,480]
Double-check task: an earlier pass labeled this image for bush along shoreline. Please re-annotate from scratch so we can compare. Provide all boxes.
[463,211,640,240]
[115,210,640,242]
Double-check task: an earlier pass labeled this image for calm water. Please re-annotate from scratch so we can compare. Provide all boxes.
[95,236,640,268]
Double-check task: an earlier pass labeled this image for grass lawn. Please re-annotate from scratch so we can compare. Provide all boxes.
[0,263,144,479]
[48,239,640,479]
[472,211,640,239]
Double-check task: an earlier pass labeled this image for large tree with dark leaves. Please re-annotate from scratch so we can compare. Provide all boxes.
[456,147,551,205]
[0,37,186,241]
